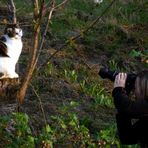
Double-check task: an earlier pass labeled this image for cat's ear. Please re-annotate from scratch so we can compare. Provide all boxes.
[15,23,20,28]
[4,27,13,34]
[4,26,15,37]
[13,23,20,28]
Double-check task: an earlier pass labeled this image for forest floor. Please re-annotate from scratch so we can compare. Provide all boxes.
[19,20,116,133]
[0,0,147,147]
[20,17,147,139]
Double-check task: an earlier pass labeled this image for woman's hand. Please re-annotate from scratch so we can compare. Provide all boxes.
[114,73,127,88]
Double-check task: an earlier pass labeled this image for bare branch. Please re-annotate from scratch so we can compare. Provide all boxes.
[39,0,117,69]
[17,0,68,104]
[44,0,68,16]
[32,0,39,19]
[54,0,68,9]
[34,0,55,67]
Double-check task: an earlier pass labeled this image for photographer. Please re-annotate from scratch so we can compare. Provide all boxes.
[112,71,148,147]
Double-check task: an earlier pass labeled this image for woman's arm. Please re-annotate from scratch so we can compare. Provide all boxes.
[112,87,148,117]
[112,73,148,117]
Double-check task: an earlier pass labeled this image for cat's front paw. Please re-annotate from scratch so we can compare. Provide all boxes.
[0,73,19,79]
[9,73,19,78]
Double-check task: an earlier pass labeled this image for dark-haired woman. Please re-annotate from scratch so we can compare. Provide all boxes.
[112,71,148,147]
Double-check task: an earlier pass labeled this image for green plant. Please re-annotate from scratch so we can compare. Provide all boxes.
[37,125,56,148]
[64,69,78,83]
[129,49,143,58]
[0,113,35,148]
[11,113,35,147]
[129,49,148,68]
[44,62,54,76]
[0,112,57,147]
[108,59,119,71]
[80,80,114,108]
[0,115,12,146]
[51,101,96,147]
[98,123,119,147]
[95,123,140,148]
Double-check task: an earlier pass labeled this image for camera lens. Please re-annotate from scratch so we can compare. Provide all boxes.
[99,67,118,81]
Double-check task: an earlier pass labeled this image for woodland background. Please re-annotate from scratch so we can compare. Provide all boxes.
[0,0,147,147]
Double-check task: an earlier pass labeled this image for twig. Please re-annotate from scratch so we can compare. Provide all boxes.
[38,0,117,69]
[32,0,39,19]
[71,0,116,41]
[17,0,64,104]
[54,0,68,9]
[18,0,115,105]
[30,83,47,126]
[34,0,55,68]
[45,0,68,15]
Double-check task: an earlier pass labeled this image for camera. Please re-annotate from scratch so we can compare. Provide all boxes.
[99,67,137,94]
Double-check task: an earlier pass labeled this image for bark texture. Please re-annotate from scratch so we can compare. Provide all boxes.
[0,78,19,114]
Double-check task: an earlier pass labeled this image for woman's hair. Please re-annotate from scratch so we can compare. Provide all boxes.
[135,70,148,101]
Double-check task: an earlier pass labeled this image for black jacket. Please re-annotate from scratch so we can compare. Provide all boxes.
[112,87,148,147]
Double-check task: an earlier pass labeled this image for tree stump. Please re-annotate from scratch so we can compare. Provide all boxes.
[0,78,20,115]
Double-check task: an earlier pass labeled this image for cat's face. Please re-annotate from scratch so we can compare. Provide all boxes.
[4,24,23,39]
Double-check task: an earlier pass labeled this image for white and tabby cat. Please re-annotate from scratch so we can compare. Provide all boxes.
[0,24,23,78]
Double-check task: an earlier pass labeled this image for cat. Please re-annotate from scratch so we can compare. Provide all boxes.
[0,24,23,79]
